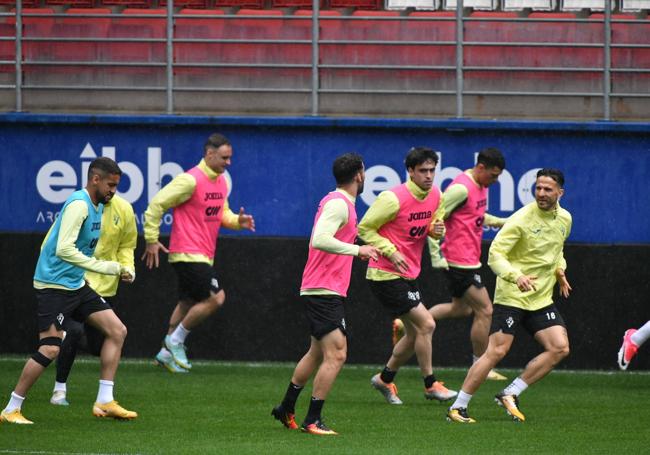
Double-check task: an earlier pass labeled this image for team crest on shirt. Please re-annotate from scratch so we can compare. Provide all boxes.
[113,214,120,226]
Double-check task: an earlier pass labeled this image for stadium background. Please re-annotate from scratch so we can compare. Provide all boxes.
[0,0,649,371]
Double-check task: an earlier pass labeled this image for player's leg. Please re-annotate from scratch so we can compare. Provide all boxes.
[1,324,63,424]
[429,300,473,321]
[51,319,85,406]
[463,285,507,381]
[83,291,136,420]
[448,304,519,423]
[302,329,346,435]
[495,305,568,422]
[163,263,223,370]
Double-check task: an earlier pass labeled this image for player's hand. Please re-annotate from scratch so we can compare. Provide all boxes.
[141,241,168,269]
[556,270,572,298]
[238,207,256,232]
[389,251,409,274]
[120,266,135,283]
[516,275,537,292]
[358,245,380,261]
[429,219,445,240]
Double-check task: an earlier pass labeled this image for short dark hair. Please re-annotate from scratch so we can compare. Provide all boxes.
[333,153,364,185]
[537,168,565,188]
[405,147,439,170]
[88,157,121,180]
[204,133,231,152]
[477,147,506,170]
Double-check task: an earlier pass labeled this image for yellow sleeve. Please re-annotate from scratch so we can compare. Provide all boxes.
[56,201,121,275]
[117,203,137,271]
[487,217,524,284]
[358,191,399,257]
[143,173,196,243]
[556,214,572,272]
[442,183,468,218]
[485,213,508,227]
[427,195,446,239]
[311,198,359,256]
[220,179,242,230]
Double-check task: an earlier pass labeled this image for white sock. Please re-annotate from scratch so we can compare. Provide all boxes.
[96,380,114,404]
[158,347,171,358]
[503,377,528,396]
[631,321,650,347]
[451,390,472,409]
[5,391,25,413]
[170,323,190,345]
[53,381,67,393]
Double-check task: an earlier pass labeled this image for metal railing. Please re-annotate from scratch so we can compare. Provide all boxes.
[1,0,649,119]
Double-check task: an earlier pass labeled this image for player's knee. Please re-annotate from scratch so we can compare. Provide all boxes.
[488,344,509,361]
[329,348,347,366]
[551,343,570,360]
[106,322,127,342]
[208,291,225,309]
[32,337,63,367]
[419,316,436,335]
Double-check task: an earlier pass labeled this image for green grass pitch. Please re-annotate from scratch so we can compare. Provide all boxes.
[0,357,648,454]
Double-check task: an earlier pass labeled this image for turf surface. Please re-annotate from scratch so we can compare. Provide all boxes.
[0,357,647,454]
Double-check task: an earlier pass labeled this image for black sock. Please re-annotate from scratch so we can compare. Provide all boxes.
[380,366,397,384]
[423,374,437,389]
[304,397,324,424]
[280,382,303,413]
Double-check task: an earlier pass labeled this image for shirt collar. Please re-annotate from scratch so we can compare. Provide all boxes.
[335,188,356,204]
[406,179,429,200]
[198,158,219,180]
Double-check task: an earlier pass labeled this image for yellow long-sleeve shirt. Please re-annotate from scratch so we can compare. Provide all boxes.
[358,180,445,281]
[488,201,572,311]
[429,172,508,269]
[143,159,241,265]
[86,194,137,297]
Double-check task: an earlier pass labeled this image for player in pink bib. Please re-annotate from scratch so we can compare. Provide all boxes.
[426,148,508,381]
[272,153,379,436]
[142,133,255,373]
[359,147,457,405]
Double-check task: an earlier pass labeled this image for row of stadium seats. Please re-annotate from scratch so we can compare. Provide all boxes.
[0,7,648,94]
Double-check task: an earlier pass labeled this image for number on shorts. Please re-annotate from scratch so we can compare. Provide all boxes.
[546,311,556,320]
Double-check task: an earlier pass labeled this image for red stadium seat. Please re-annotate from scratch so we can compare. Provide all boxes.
[45,0,94,7]
[328,0,382,10]
[220,9,283,64]
[0,21,15,75]
[50,8,111,62]
[102,8,166,86]
[100,0,152,7]
[272,0,324,7]
[160,0,208,8]
[282,10,342,65]
[174,8,225,82]
[320,10,401,67]
[8,8,55,63]
[214,0,264,9]
[400,12,455,67]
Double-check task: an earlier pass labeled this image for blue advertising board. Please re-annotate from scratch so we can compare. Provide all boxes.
[1,114,649,244]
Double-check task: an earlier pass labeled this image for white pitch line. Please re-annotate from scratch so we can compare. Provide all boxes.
[0,450,143,455]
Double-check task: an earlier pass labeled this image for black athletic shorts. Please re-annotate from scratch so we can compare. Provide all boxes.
[444,266,485,298]
[171,262,222,303]
[35,284,111,332]
[303,295,347,340]
[490,303,566,337]
[367,278,423,319]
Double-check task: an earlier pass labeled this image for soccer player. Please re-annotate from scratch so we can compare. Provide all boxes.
[618,321,650,370]
[50,193,137,406]
[427,147,508,381]
[447,168,572,424]
[359,146,457,405]
[272,153,378,436]
[1,157,137,424]
[142,133,255,373]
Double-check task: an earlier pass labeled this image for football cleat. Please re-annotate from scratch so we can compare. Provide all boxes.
[50,390,70,406]
[486,369,508,381]
[617,329,639,371]
[424,381,458,402]
[300,419,338,436]
[155,350,189,374]
[371,374,403,405]
[164,335,192,370]
[271,405,298,430]
[93,401,138,420]
[392,319,405,346]
[446,407,476,424]
[0,409,34,425]
[494,392,525,422]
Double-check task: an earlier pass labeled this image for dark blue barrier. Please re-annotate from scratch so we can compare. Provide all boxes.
[1,113,649,244]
